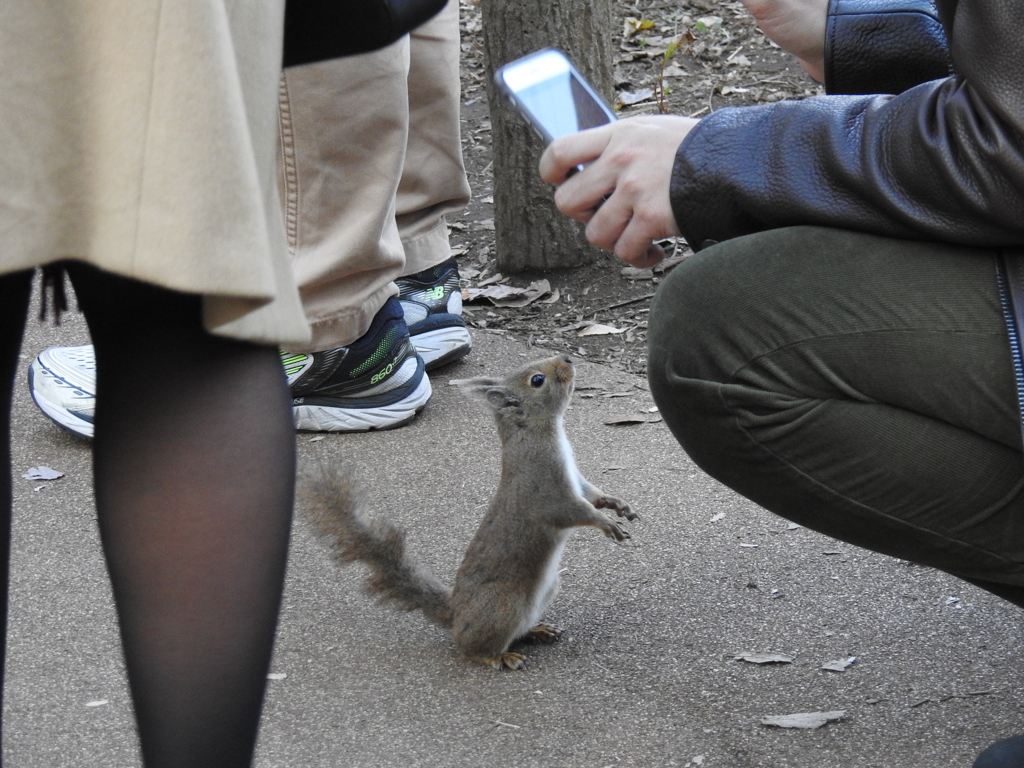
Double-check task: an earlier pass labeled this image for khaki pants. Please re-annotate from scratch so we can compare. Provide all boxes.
[277,0,470,352]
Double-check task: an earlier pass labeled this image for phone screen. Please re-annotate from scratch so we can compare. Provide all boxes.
[498,50,615,142]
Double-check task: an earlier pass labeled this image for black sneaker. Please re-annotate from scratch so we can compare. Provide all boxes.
[285,297,431,431]
[397,256,472,370]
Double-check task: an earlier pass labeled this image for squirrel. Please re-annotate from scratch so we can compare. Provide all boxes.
[300,354,636,670]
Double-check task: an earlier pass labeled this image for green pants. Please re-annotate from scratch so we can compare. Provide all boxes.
[647,226,1024,606]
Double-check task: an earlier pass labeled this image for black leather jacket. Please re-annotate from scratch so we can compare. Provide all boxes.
[670,0,1024,252]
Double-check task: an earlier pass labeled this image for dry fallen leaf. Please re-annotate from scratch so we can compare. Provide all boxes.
[761,711,846,729]
[604,415,647,426]
[821,657,857,672]
[578,323,625,337]
[491,280,552,307]
[621,265,655,280]
[735,651,795,665]
[695,15,724,28]
[623,16,656,38]
[477,272,505,287]
[23,466,64,481]
[618,88,655,107]
[463,284,518,302]
[463,279,552,307]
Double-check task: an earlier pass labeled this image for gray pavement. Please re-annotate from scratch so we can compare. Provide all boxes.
[9,305,1024,767]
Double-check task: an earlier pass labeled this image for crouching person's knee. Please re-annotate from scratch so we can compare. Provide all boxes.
[646,246,741,478]
[645,230,806,491]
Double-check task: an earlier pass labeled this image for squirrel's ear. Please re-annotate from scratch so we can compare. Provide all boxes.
[449,376,500,399]
[483,385,521,414]
[451,377,523,415]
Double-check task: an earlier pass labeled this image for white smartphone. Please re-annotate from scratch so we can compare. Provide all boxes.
[494,48,616,144]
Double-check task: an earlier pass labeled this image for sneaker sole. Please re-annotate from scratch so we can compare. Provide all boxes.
[31,374,432,437]
[413,326,472,371]
[28,365,95,439]
[292,372,433,432]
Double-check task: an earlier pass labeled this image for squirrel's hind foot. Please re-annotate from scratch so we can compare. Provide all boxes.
[482,652,527,671]
[527,624,563,644]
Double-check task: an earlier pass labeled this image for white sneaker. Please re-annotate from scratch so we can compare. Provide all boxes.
[28,345,97,438]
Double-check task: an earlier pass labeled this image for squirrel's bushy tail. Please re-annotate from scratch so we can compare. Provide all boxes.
[300,462,454,629]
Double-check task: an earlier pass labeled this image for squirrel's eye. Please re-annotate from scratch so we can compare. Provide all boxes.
[530,374,546,388]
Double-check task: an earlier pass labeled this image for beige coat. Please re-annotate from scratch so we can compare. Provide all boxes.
[0,1,310,346]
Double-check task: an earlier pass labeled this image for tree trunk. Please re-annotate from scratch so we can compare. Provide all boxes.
[481,0,614,273]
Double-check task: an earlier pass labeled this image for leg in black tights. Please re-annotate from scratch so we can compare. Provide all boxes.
[64,263,295,768]
[0,270,34,755]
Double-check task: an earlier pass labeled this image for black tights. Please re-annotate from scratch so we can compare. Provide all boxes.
[1,265,295,767]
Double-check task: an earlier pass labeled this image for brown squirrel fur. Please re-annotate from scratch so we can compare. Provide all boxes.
[300,355,635,670]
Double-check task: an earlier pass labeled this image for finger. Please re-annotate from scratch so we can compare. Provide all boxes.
[553,171,615,223]
[583,189,633,252]
[538,124,614,185]
[618,242,665,269]
[615,212,669,266]
[582,188,666,266]
[581,190,667,268]
[639,242,667,268]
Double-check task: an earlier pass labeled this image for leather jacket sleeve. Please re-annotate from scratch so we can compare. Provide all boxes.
[825,0,949,95]
[670,0,1024,251]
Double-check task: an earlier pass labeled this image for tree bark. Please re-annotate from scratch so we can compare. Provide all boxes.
[481,0,614,272]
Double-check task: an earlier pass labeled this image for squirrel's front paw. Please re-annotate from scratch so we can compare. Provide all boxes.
[594,495,637,521]
[598,517,631,542]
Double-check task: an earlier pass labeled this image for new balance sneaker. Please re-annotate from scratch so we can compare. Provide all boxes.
[287,296,431,431]
[28,297,431,438]
[396,256,472,370]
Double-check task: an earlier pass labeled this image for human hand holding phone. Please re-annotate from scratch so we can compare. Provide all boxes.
[497,50,694,267]
[539,116,696,268]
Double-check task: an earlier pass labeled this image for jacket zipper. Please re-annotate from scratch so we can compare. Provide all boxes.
[996,256,1024,431]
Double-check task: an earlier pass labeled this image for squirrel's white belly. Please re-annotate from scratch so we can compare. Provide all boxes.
[516,531,571,637]
[557,429,585,497]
